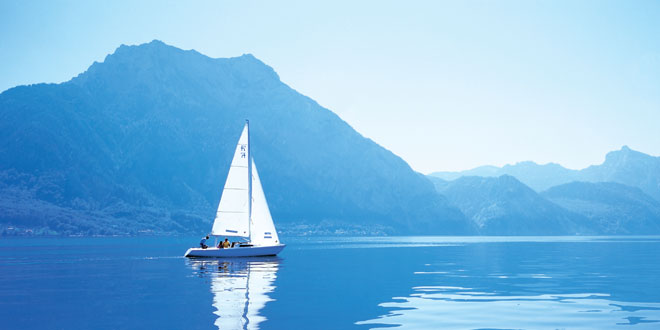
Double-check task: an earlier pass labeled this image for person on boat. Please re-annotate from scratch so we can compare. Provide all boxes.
[200,235,209,249]
[222,238,231,249]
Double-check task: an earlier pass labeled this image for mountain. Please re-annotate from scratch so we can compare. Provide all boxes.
[429,146,660,200]
[542,182,660,234]
[580,146,660,201]
[0,40,470,236]
[431,162,579,191]
[433,175,590,235]
[428,165,502,182]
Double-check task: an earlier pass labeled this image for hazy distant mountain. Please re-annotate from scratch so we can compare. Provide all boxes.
[0,40,470,236]
[428,166,502,182]
[542,182,660,234]
[430,146,660,200]
[430,163,578,191]
[429,159,660,234]
[580,146,660,201]
[433,175,589,235]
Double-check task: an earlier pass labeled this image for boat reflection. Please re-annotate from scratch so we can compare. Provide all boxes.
[188,257,280,330]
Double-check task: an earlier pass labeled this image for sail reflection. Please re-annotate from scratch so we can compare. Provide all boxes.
[188,258,280,330]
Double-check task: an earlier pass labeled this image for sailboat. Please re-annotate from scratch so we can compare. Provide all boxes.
[185,120,285,258]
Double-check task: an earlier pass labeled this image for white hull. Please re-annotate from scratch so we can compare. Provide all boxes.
[184,244,285,258]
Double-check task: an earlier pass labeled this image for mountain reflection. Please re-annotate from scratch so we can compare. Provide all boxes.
[188,258,280,330]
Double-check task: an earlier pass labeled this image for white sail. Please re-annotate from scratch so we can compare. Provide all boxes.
[212,124,250,237]
[249,161,280,246]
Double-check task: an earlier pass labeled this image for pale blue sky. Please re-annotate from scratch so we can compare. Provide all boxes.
[1,0,659,172]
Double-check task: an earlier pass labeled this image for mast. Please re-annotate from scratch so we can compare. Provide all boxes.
[246,119,252,242]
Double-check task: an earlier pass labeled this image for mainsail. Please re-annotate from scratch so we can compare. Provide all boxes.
[212,124,250,237]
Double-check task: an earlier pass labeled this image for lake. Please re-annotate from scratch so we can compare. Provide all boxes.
[1,236,660,329]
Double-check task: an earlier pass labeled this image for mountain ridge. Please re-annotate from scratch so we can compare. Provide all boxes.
[542,181,660,234]
[429,146,660,200]
[0,40,470,236]
[433,175,590,235]
[3,40,658,237]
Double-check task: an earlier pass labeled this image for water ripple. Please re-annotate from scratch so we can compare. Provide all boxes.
[357,286,660,329]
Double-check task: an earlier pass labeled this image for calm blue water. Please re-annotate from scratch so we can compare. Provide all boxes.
[1,236,660,329]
